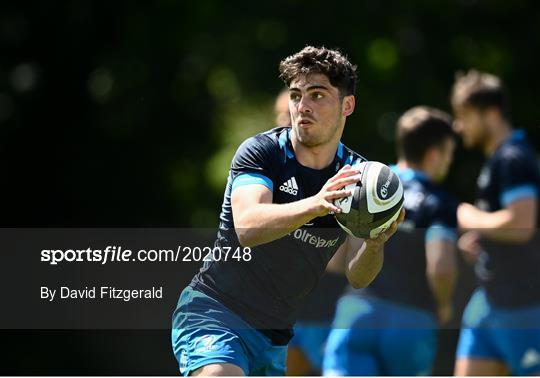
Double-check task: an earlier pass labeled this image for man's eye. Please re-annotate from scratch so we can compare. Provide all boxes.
[312,93,323,99]
[290,94,300,101]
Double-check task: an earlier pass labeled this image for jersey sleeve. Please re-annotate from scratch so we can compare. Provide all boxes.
[498,147,539,207]
[230,135,276,193]
[425,195,458,244]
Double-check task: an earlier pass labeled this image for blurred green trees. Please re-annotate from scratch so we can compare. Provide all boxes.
[1,0,538,227]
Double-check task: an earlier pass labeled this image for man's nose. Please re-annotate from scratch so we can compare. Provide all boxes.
[298,97,312,113]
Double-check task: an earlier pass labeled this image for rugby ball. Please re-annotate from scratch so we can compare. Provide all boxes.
[334,161,404,238]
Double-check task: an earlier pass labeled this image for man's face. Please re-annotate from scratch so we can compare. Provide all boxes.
[453,105,488,149]
[288,73,353,147]
[433,137,456,183]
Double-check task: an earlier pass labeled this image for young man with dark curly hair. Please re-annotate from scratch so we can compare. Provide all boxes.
[171,46,403,376]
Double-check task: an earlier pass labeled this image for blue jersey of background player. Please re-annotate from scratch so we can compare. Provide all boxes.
[323,106,458,376]
[171,46,404,376]
[451,70,540,376]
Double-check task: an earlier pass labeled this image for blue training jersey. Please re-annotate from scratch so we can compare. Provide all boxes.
[191,127,366,344]
[350,166,458,313]
[474,130,540,307]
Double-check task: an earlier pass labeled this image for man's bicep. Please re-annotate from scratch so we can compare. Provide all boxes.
[231,184,273,220]
[506,197,537,229]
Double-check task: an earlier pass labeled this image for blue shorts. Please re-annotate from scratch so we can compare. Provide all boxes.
[457,289,540,375]
[171,286,287,376]
[323,295,437,376]
[288,322,330,371]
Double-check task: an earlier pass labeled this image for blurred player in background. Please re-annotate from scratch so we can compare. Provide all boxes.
[171,46,403,376]
[323,106,459,376]
[274,88,291,127]
[451,70,540,376]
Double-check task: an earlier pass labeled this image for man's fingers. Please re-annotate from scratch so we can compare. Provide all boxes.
[397,208,406,223]
[324,202,342,214]
[324,188,355,213]
[372,231,388,243]
[329,166,360,182]
[327,175,361,190]
[368,219,399,244]
[326,189,353,200]
[330,170,359,183]
[384,222,398,238]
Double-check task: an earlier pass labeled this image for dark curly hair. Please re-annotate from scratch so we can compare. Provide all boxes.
[279,46,357,97]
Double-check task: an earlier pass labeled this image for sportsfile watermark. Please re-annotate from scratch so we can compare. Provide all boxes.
[0,228,539,330]
[0,228,224,329]
[40,245,253,265]
[41,285,164,302]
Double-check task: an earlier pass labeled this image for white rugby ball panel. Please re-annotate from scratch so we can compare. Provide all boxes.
[366,162,404,214]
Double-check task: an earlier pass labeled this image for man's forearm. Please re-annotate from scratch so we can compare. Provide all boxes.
[458,200,537,242]
[346,242,383,289]
[344,210,403,289]
[461,208,534,242]
[234,198,319,247]
[232,165,362,247]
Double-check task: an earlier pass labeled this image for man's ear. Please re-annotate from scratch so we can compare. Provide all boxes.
[342,95,355,117]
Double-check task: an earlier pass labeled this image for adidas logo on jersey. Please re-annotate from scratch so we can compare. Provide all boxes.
[521,348,540,369]
[279,177,298,195]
